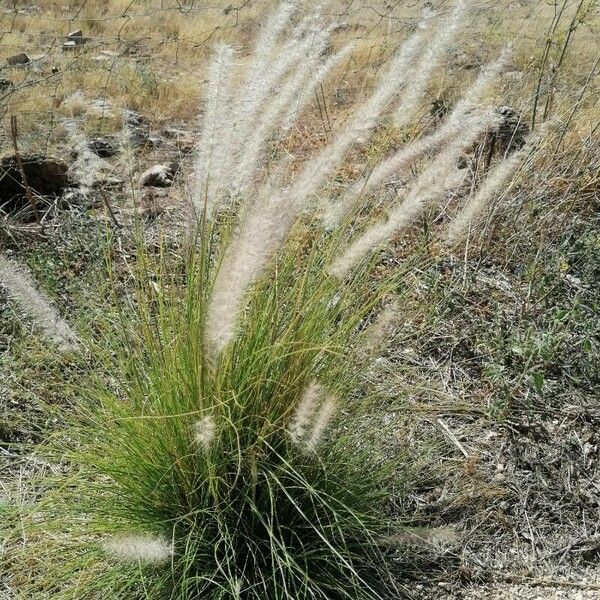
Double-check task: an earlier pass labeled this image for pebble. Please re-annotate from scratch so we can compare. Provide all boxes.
[463,583,600,599]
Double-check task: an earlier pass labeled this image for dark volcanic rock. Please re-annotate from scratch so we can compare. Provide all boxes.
[6,53,30,66]
[0,155,70,213]
[88,136,119,158]
[493,105,530,154]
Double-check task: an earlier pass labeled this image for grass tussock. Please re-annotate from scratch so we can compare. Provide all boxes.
[1,1,598,599]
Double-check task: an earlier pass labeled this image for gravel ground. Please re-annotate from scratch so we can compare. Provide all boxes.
[463,582,600,600]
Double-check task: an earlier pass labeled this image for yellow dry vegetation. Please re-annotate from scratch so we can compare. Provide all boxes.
[0,0,597,153]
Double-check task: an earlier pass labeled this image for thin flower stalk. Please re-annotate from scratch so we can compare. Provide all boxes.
[241,1,296,99]
[279,44,354,136]
[204,178,289,353]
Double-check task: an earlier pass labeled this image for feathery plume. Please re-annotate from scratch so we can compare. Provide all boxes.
[102,533,173,563]
[232,35,352,196]
[443,130,541,244]
[243,2,296,91]
[192,44,236,217]
[289,382,322,444]
[287,12,430,202]
[362,302,400,354]
[395,1,467,127]
[229,8,316,174]
[203,9,457,353]
[329,109,500,277]
[193,415,217,450]
[306,396,337,451]
[204,176,289,353]
[324,49,510,228]
[280,7,432,210]
[0,254,78,350]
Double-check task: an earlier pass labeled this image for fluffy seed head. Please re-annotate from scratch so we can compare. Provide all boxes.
[362,303,400,354]
[306,396,338,451]
[0,254,79,350]
[443,127,544,244]
[194,415,217,450]
[328,108,500,278]
[289,382,322,444]
[102,534,173,563]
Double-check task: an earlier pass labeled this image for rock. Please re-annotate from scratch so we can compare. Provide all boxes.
[6,53,30,66]
[140,164,175,187]
[460,105,530,170]
[62,40,78,51]
[163,128,195,153]
[493,105,530,153]
[124,109,159,148]
[63,30,86,50]
[67,29,84,42]
[176,133,195,154]
[124,109,148,129]
[88,136,119,158]
[0,155,70,215]
[61,187,89,207]
[129,131,162,149]
[93,176,123,189]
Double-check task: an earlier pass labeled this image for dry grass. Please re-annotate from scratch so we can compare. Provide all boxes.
[1,1,599,598]
[1,1,597,147]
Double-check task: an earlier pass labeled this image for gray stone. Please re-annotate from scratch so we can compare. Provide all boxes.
[65,29,86,47]
[140,164,174,187]
[6,53,30,66]
[88,136,119,158]
[61,188,88,207]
